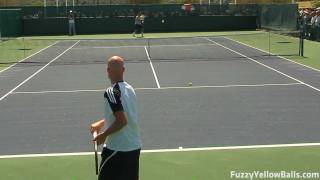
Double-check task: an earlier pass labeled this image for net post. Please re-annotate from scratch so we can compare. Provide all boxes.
[268,31,271,56]
[147,38,151,59]
[299,30,304,57]
[23,37,26,58]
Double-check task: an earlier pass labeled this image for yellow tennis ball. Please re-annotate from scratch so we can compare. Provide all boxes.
[188,82,193,86]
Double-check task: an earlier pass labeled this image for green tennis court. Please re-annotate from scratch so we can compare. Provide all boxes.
[0,39,55,71]
[1,146,320,180]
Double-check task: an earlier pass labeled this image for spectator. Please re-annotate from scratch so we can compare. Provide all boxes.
[309,10,316,39]
[304,10,312,39]
[299,8,320,41]
[68,10,76,36]
[315,10,320,41]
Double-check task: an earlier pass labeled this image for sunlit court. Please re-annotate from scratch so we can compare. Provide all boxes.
[0,0,320,179]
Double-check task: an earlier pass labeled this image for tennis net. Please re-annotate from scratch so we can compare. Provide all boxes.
[0,31,302,68]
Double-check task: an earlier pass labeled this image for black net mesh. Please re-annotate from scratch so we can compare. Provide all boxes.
[0,31,301,68]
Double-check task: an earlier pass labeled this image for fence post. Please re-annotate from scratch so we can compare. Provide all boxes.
[43,0,47,18]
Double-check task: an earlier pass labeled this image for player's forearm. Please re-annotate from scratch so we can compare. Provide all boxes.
[103,112,127,137]
[103,121,126,137]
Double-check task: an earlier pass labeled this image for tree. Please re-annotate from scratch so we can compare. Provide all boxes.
[312,0,320,7]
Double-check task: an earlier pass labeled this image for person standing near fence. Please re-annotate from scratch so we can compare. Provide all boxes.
[132,12,143,38]
[68,10,76,36]
[315,10,320,41]
[310,10,317,40]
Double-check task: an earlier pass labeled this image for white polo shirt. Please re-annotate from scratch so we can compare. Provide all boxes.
[104,81,142,152]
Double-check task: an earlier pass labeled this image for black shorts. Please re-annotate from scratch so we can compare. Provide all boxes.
[98,147,141,180]
[134,24,143,32]
[135,24,142,29]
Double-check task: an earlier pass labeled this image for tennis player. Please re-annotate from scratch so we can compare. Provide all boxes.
[92,56,142,180]
[133,12,143,37]
[140,13,145,37]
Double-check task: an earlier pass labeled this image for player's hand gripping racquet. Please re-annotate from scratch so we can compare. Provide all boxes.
[91,120,105,175]
[93,131,99,175]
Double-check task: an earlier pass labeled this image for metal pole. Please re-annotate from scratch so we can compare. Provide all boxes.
[73,0,75,8]
[268,31,271,56]
[66,0,68,14]
[23,38,26,58]
[235,0,237,4]
[220,0,222,5]
[43,0,47,18]
[299,30,304,56]
[147,38,151,60]
[56,0,59,17]
[209,0,211,5]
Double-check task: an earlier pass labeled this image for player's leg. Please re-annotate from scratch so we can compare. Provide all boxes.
[72,23,76,36]
[137,25,142,38]
[68,23,72,36]
[133,25,137,37]
[141,25,144,37]
[98,147,120,180]
[120,149,141,180]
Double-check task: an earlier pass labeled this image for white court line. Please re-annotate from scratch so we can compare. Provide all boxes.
[204,37,320,93]
[11,83,303,94]
[71,43,216,50]
[72,45,144,50]
[0,41,59,74]
[199,36,218,45]
[223,36,320,72]
[12,89,105,94]
[0,142,320,159]
[0,41,80,102]
[144,46,161,88]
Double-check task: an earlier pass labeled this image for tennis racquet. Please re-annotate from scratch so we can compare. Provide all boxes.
[93,131,99,175]
[91,119,105,175]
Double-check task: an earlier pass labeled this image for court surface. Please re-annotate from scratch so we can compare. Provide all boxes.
[0,36,319,156]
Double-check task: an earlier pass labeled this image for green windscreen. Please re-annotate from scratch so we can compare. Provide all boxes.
[259,4,298,31]
[0,9,22,37]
